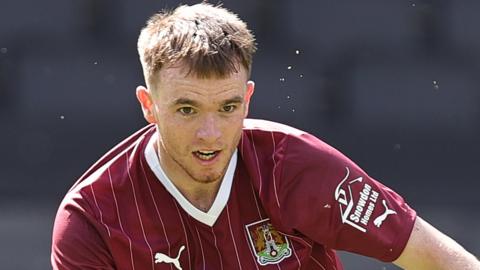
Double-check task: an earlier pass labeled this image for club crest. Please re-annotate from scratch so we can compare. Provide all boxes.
[245,218,292,265]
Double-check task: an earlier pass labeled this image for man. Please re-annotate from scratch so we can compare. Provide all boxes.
[51,3,479,269]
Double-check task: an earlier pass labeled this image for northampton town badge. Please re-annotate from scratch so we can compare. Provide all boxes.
[245,218,292,265]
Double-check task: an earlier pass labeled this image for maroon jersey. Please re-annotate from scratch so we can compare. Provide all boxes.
[51,119,416,270]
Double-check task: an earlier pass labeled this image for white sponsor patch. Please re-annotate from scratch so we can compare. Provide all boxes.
[334,167,379,233]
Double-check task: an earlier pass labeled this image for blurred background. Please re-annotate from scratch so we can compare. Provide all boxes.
[1,0,479,269]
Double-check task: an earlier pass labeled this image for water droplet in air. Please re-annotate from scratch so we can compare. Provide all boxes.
[299,74,304,78]
[433,80,439,90]
[295,50,300,55]
[291,109,295,112]
[60,115,65,120]
[94,61,98,65]
[412,3,416,7]
[0,47,7,54]
[287,66,292,70]
[280,78,285,82]
[286,95,290,99]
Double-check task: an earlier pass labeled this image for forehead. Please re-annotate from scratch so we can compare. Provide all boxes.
[153,64,248,100]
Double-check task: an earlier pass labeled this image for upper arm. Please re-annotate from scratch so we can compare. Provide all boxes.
[393,216,479,270]
[278,133,417,261]
[51,204,115,270]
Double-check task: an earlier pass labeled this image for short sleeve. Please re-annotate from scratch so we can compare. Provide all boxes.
[279,133,416,262]
[51,195,115,270]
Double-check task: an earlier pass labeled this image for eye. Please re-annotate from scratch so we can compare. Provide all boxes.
[221,104,237,113]
[178,107,196,115]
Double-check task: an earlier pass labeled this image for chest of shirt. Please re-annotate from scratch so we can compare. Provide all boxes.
[97,176,341,270]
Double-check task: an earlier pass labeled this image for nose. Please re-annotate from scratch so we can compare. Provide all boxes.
[196,114,221,143]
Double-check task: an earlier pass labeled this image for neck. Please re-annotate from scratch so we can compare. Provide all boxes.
[185,187,220,212]
[154,138,223,213]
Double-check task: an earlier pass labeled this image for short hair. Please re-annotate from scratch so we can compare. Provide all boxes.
[137,3,256,85]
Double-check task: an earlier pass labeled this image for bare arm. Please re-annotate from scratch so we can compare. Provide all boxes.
[393,216,479,270]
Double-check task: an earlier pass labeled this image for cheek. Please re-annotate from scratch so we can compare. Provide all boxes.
[223,116,244,140]
[159,119,191,148]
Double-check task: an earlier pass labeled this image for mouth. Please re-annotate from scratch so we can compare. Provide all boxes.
[193,150,221,161]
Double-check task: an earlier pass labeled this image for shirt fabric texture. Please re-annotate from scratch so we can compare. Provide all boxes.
[51,119,416,270]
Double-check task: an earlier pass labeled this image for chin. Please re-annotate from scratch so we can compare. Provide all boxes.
[193,176,221,184]
[192,169,224,184]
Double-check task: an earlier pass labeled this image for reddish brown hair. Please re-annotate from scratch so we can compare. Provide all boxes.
[138,3,256,85]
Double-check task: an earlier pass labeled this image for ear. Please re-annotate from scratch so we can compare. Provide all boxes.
[136,85,157,124]
[244,80,255,117]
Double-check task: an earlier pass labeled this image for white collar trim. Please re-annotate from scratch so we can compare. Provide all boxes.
[144,132,237,227]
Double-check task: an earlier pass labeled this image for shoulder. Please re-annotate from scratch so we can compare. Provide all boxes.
[72,124,156,188]
[239,119,351,194]
[241,119,370,201]
[243,118,305,136]
[58,124,156,219]
[239,120,354,228]
[52,125,156,269]
[241,118,342,163]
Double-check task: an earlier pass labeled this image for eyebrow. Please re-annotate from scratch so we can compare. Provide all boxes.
[172,96,244,107]
[173,98,200,107]
[222,96,244,105]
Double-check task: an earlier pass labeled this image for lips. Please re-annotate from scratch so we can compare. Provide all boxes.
[193,150,220,161]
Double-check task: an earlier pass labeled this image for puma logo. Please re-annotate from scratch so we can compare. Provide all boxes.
[155,245,185,270]
[373,200,397,228]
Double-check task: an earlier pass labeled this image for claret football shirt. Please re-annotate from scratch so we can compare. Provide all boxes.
[51,119,416,270]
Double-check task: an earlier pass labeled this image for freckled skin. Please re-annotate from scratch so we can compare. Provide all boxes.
[136,64,254,209]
